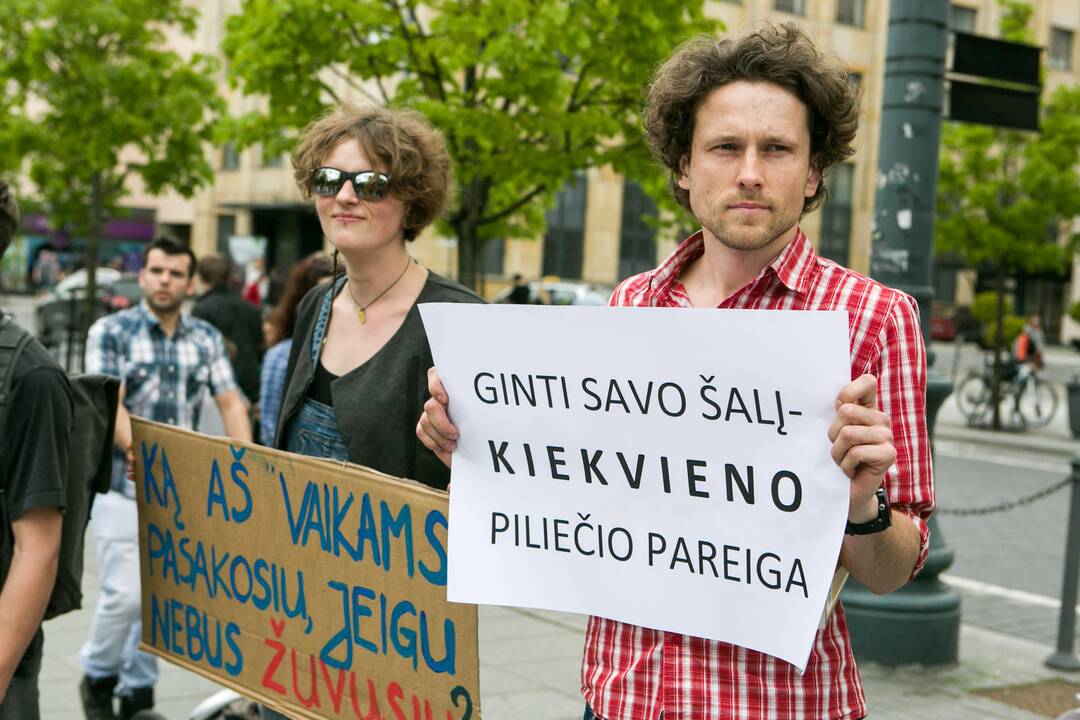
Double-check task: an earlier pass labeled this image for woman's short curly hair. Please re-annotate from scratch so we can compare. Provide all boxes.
[292,105,453,241]
[644,23,860,214]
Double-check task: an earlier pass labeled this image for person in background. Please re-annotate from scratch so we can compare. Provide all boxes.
[257,252,333,447]
[79,237,251,720]
[30,244,61,293]
[258,103,482,717]
[1016,315,1045,370]
[192,253,265,405]
[507,273,531,304]
[242,256,269,307]
[0,179,71,720]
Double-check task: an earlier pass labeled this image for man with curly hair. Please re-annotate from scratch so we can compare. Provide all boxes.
[580,24,934,719]
[419,23,935,720]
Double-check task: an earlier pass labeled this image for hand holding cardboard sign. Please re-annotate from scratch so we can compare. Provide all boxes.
[417,367,458,468]
[826,374,896,523]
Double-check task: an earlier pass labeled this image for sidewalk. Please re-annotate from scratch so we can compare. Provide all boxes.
[40,591,1080,719]
[930,340,1080,459]
[934,384,1079,460]
[38,494,1080,720]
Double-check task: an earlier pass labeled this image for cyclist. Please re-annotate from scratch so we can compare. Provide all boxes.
[1015,315,1044,372]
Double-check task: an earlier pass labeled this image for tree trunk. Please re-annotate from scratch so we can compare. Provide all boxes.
[82,172,103,372]
[452,173,489,292]
[456,218,479,291]
[990,267,1006,430]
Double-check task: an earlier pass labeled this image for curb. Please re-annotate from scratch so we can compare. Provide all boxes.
[936,422,1079,458]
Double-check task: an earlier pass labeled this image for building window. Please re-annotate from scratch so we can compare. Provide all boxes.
[216,215,236,253]
[774,0,805,15]
[949,5,976,33]
[836,0,864,28]
[619,181,658,281]
[542,174,587,280]
[261,146,283,168]
[482,237,505,276]
[820,164,854,266]
[1050,27,1074,71]
[221,142,239,171]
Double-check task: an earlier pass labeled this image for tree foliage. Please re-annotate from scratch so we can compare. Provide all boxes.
[935,1,1080,427]
[222,0,715,288]
[0,0,222,327]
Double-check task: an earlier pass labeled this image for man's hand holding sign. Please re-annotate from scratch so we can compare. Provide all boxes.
[830,375,922,596]
[415,303,918,671]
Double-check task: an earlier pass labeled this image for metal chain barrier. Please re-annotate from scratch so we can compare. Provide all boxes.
[937,476,1072,516]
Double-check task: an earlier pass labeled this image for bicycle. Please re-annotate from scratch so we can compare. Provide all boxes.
[955,352,1059,429]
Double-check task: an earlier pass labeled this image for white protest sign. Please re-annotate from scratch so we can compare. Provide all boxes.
[419,304,851,671]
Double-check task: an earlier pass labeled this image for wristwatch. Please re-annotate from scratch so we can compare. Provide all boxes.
[845,486,891,535]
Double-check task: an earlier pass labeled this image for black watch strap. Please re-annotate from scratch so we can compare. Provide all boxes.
[845,486,891,535]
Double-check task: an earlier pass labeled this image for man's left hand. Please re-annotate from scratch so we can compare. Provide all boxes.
[827,374,896,523]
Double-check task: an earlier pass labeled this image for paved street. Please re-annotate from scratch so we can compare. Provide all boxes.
[936,443,1073,647]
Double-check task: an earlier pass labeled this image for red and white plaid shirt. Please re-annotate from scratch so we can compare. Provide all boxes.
[581,229,935,720]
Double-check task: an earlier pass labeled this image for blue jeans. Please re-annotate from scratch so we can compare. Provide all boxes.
[284,398,349,461]
[79,492,158,696]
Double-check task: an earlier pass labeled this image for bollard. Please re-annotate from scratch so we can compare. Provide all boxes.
[1046,454,1080,671]
[951,335,962,382]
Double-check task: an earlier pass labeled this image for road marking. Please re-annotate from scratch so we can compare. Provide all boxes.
[936,441,1071,474]
[943,574,1067,611]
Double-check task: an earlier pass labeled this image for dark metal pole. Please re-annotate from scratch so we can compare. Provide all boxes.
[1046,454,1080,671]
[841,0,961,666]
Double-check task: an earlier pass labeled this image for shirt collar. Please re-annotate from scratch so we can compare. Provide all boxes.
[138,300,190,336]
[649,227,818,302]
[768,228,818,296]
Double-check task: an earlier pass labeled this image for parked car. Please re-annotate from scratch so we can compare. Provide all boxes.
[930,316,957,341]
[101,274,142,311]
[51,267,122,300]
[491,280,612,306]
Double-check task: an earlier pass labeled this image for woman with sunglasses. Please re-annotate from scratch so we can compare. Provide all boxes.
[260,106,479,719]
[274,104,480,480]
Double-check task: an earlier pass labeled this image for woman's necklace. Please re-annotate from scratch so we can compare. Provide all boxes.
[344,256,413,324]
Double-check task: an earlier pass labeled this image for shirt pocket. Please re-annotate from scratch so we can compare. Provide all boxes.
[186,364,212,404]
[124,362,160,402]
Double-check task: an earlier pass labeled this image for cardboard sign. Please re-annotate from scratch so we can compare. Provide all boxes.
[420,304,851,671]
[132,419,480,719]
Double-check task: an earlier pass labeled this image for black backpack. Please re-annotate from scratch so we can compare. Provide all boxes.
[0,313,119,619]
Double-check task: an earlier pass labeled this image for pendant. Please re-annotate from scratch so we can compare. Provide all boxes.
[357,307,367,324]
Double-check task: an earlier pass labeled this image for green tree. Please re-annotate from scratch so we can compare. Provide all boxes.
[0,0,221,332]
[222,0,714,290]
[936,1,1080,428]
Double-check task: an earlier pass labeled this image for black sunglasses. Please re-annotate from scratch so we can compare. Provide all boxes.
[310,167,391,201]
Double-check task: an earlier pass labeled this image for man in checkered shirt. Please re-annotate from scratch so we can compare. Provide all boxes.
[78,236,252,720]
[419,23,934,720]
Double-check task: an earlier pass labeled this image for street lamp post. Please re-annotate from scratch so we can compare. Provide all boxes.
[840,0,961,666]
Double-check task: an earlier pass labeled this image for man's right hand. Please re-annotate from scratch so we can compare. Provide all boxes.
[416,367,458,468]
